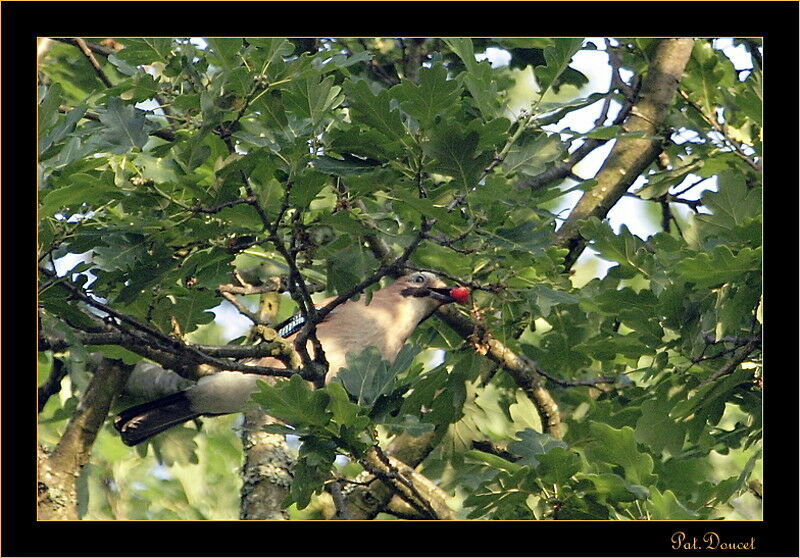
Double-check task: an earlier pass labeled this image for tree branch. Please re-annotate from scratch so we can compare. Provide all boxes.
[39,269,311,380]
[39,356,132,519]
[678,88,761,172]
[52,37,115,57]
[554,38,696,270]
[517,60,639,193]
[435,305,563,438]
[699,335,761,388]
[73,37,113,88]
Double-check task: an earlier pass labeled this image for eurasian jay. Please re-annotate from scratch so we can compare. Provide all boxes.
[114,272,469,446]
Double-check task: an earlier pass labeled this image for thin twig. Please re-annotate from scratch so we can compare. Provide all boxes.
[220,291,261,324]
[73,38,114,88]
[624,192,703,211]
[52,37,115,57]
[533,366,618,388]
[699,336,761,388]
[518,86,637,192]
[192,196,257,214]
[678,89,760,172]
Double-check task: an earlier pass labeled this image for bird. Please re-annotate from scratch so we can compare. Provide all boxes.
[114,272,470,446]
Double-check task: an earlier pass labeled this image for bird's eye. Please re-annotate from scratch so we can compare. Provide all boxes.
[412,274,426,284]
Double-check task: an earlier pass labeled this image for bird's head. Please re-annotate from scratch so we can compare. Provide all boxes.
[395,271,470,306]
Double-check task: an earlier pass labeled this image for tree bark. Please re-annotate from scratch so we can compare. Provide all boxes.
[239,409,295,520]
[555,38,696,270]
[38,356,131,520]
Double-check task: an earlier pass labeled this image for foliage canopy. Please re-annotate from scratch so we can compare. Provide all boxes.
[38,37,762,521]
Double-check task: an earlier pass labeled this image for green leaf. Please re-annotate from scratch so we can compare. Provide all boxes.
[443,38,479,73]
[694,171,762,235]
[676,245,761,288]
[289,437,337,509]
[247,38,294,81]
[715,281,761,339]
[534,38,584,96]
[284,74,344,127]
[715,448,761,503]
[443,38,502,120]
[508,428,567,467]
[736,70,762,125]
[528,284,579,318]
[391,63,461,127]
[584,125,623,140]
[379,414,435,437]
[116,38,173,66]
[576,473,647,502]
[400,365,448,417]
[205,38,242,69]
[312,154,382,176]
[488,220,552,254]
[502,132,563,177]
[93,232,149,271]
[182,248,235,288]
[174,130,213,171]
[423,119,492,190]
[106,53,138,76]
[579,218,647,273]
[327,126,399,160]
[150,287,217,333]
[536,446,581,485]
[103,72,162,105]
[39,287,101,332]
[585,423,655,485]
[39,83,63,134]
[253,90,289,130]
[325,243,369,296]
[671,367,753,422]
[335,345,421,410]
[325,381,370,431]
[342,80,407,146]
[465,450,522,474]
[252,374,331,428]
[684,41,726,115]
[646,487,699,519]
[98,97,151,153]
[39,172,115,218]
[635,388,686,457]
[289,170,328,209]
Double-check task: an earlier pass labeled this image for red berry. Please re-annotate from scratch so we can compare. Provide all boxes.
[449,286,470,304]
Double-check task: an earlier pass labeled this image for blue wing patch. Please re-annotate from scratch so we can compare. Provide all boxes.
[274,307,323,338]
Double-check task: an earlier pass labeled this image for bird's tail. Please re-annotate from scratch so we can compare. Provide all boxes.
[114,391,199,446]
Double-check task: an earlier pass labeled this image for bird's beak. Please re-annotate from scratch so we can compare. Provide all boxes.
[428,286,470,304]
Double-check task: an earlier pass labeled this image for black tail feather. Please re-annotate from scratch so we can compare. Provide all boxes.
[114,391,199,446]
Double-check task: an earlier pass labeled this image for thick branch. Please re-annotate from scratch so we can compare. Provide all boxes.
[436,305,562,439]
[518,48,639,194]
[38,272,309,380]
[353,445,454,520]
[555,38,695,270]
[39,356,131,520]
